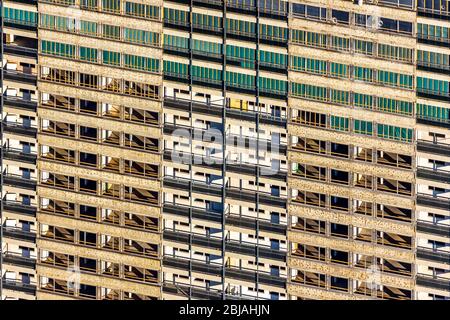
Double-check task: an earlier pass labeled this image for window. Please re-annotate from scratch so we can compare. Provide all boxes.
[226,71,255,89]
[377,124,413,142]
[226,45,255,68]
[226,18,256,36]
[163,61,188,77]
[41,40,75,58]
[124,55,159,72]
[124,28,160,46]
[290,83,327,102]
[102,0,121,13]
[354,39,373,55]
[291,4,326,21]
[377,70,413,89]
[377,43,413,62]
[125,2,160,20]
[192,13,222,31]
[102,24,120,39]
[260,24,288,42]
[259,51,287,68]
[193,66,222,84]
[291,29,326,48]
[259,77,287,94]
[330,89,349,105]
[417,77,450,95]
[330,116,349,132]
[103,50,121,66]
[164,35,189,50]
[80,47,98,62]
[330,36,350,51]
[80,20,98,36]
[417,104,450,122]
[2,7,37,26]
[354,66,373,82]
[354,120,373,135]
[377,97,412,115]
[81,0,98,9]
[417,23,450,43]
[330,62,348,78]
[164,8,189,25]
[354,93,373,109]
[290,56,327,74]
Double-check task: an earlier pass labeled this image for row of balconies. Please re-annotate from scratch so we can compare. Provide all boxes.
[290,219,412,250]
[291,243,412,277]
[39,251,159,285]
[417,220,450,238]
[290,271,411,300]
[292,164,413,196]
[163,229,286,263]
[163,176,286,209]
[292,190,412,222]
[41,146,159,179]
[40,173,159,205]
[416,274,450,293]
[163,203,286,236]
[163,149,287,183]
[40,224,159,258]
[2,171,36,191]
[3,68,37,86]
[164,123,287,155]
[41,94,160,126]
[163,96,287,128]
[40,120,159,153]
[40,198,159,232]
[39,277,155,300]
[39,67,160,100]
[163,255,286,289]
[292,137,412,169]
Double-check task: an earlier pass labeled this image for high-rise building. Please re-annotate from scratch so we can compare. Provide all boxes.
[0,0,449,301]
[414,0,450,301]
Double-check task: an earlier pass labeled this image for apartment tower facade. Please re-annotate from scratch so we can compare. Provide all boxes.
[1,0,449,300]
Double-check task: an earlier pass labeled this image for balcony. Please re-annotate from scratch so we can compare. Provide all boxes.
[163,96,287,128]
[417,220,450,238]
[417,246,450,265]
[417,193,450,211]
[2,146,36,164]
[3,43,37,58]
[2,226,36,243]
[417,6,450,21]
[1,278,36,295]
[1,17,37,32]
[417,140,450,157]
[2,200,36,217]
[3,69,37,85]
[163,255,286,289]
[164,176,287,208]
[3,121,37,138]
[417,115,450,129]
[163,229,286,262]
[417,88,450,103]
[3,95,37,112]
[162,280,262,300]
[417,274,450,292]
[2,172,36,190]
[418,167,450,184]
[2,251,36,269]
